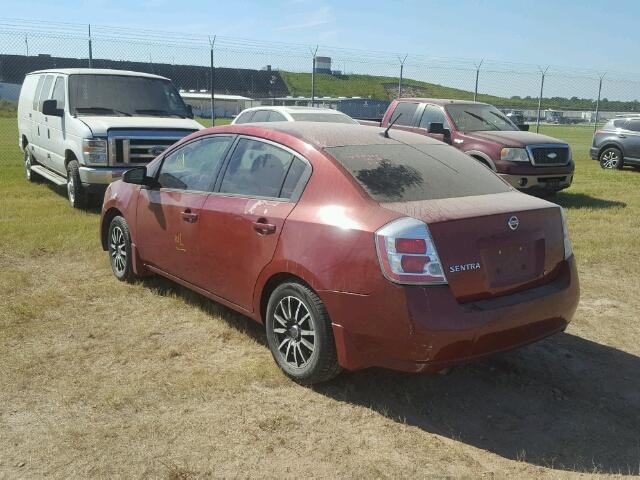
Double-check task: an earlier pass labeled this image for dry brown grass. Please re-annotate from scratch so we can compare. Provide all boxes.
[1,120,640,478]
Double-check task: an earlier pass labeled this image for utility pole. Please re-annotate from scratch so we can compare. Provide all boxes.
[25,34,29,56]
[209,35,216,125]
[474,59,483,101]
[398,54,408,98]
[594,73,605,133]
[88,24,93,67]
[311,45,318,107]
[536,66,549,133]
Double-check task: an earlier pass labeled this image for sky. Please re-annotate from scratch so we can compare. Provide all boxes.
[3,0,640,75]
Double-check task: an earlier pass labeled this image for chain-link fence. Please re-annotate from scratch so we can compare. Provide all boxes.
[2,18,640,135]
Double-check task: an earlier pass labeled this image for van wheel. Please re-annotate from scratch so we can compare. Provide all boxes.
[25,150,40,182]
[108,216,137,282]
[66,160,88,209]
[599,147,623,170]
[265,281,341,385]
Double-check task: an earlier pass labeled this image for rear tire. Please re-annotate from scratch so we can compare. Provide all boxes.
[66,159,88,209]
[265,281,341,385]
[108,216,137,282]
[599,147,623,170]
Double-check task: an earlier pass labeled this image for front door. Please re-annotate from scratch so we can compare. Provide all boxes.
[136,135,235,284]
[415,104,451,143]
[622,119,640,160]
[195,137,309,310]
[47,76,67,175]
[32,74,55,168]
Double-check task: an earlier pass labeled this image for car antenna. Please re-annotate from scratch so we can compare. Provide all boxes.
[383,113,402,138]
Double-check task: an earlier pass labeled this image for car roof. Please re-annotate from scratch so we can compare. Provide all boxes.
[26,68,169,80]
[242,106,349,115]
[212,122,443,149]
[398,97,488,107]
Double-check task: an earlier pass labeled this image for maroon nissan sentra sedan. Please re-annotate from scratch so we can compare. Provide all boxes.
[101,122,579,384]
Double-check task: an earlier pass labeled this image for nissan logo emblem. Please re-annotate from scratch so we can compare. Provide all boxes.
[508,216,519,231]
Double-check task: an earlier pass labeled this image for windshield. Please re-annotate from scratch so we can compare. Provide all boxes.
[289,112,358,124]
[69,74,190,118]
[445,104,519,132]
[326,143,511,202]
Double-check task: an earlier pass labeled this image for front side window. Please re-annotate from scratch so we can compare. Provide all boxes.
[69,74,189,118]
[158,136,233,191]
[445,104,519,132]
[38,75,54,111]
[389,102,419,126]
[51,77,66,109]
[419,105,449,130]
[220,139,296,199]
[624,119,640,132]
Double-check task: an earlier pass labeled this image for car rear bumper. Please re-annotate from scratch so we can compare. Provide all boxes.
[322,256,579,373]
[79,166,130,186]
[500,172,573,192]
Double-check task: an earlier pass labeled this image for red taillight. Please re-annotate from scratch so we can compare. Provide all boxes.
[375,217,447,285]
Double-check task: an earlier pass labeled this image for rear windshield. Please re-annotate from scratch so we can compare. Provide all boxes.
[326,144,511,202]
[289,112,358,124]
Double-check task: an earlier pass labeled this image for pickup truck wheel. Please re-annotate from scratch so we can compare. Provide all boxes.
[66,160,88,209]
[599,147,623,170]
[265,282,341,385]
[108,216,136,282]
[25,150,40,183]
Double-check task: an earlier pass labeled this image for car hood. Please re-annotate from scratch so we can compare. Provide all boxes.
[77,116,204,135]
[467,130,567,147]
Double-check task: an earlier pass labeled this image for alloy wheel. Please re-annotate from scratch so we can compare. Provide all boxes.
[25,152,32,181]
[601,150,620,169]
[67,175,75,204]
[272,296,316,369]
[110,226,127,276]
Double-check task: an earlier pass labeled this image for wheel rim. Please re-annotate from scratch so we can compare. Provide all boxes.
[109,226,127,275]
[67,175,75,204]
[25,152,31,180]
[602,150,619,168]
[272,296,316,369]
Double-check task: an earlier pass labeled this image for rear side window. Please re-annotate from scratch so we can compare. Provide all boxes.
[32,76,45,110]
[624,119,640,132]
[251,110,270,122]
[389,102,419,126]
[220,139,295,199]
[234,111,254,124]
[51,77,66,109]
[38,75,54,111]
[326,144,511,202]
[268,111,287,121]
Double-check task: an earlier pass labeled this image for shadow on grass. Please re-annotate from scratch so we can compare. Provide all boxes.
[315,333,640,475]
[44,182,104,214]
[554,192,626,210]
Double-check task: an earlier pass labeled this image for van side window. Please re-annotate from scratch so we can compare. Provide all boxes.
[220,138,295,199]
[32,76,45,111]
[390,102,419,126]
[51,77,66,110]
[38,75,54,112]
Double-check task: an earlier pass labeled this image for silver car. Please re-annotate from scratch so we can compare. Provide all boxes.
[590,116,640,170]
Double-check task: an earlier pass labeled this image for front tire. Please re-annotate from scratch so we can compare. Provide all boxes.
[265,282,341,385]
[108,216,137,282]
[66,159,88,209]
[599,147,623,170]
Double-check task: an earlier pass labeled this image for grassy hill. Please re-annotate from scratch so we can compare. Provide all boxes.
[280,71,640,112]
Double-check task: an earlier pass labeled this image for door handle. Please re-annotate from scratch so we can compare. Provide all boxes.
[252,219,276,235]
[181,209,198,223]
[618,134,626,138]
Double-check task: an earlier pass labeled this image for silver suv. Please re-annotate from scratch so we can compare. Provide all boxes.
[590,116,640,170]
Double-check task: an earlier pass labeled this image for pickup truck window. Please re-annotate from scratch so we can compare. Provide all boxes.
[326,144,510,202]
[390,102,419,126]
[69,74,189,118]
[445,104,518,132]
[419,105,449,130]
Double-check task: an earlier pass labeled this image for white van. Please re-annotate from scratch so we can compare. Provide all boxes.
[18,68,203,208]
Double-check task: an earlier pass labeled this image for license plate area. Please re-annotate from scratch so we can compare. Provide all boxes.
[482,239,545,288]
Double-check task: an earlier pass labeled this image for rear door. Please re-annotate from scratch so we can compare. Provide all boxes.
[136,135,234,283]
[195,137,310,310]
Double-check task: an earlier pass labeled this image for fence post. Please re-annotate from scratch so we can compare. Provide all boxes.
[25,33,29,56]
[209,36,216,126]
[594,73,605,133]
[311,45,318,107]
[88,24,93,67]
[398,54,408,98]
[474,59,483,101]
[536,66,549,133]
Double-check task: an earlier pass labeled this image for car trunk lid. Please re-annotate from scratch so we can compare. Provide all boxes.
[382,191,565,302]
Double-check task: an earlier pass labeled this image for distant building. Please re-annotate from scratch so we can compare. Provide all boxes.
[314,56,332,74]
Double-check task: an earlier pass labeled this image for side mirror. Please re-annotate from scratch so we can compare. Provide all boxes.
[185,104,194,119]
[427,122,446,135]
[123,166,156,187]
[518,124,530,131]
[42,99,63,117]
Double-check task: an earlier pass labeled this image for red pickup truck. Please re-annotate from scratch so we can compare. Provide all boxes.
[378,98,574,195]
